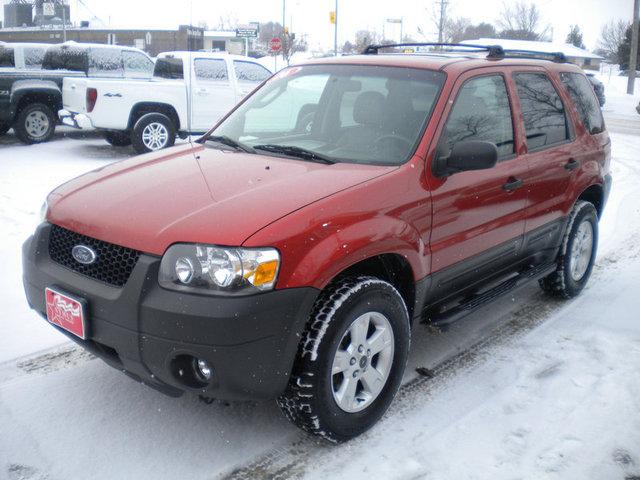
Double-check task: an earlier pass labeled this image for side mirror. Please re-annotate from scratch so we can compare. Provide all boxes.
[433,140,498,177]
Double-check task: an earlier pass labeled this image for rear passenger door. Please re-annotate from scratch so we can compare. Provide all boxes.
[429,70,528,287]
[191,57,236,131]
[232,60,271,101]
[512,70,576,243]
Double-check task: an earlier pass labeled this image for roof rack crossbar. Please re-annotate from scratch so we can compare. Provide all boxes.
[496,49,568,63]
[362,42,505,57]
[362,43,569,63]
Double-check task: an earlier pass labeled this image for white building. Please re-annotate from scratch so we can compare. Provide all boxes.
[462,38,604,70]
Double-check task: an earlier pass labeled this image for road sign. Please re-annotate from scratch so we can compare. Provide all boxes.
[236,25,258,38]
[269,37,282,53]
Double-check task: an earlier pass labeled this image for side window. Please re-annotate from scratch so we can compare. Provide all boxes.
[233,61,271,84]
[123,51,154,78]
[24,48,46,69]
[514,73,570,151]
[88,48,124,77]
[560,73,604,135]
[440,75,514,159]
[0,47,15,68]
[194,59,228,81]
[154,57,183,79]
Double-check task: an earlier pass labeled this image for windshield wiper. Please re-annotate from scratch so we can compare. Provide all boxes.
[252,144,336,164]
[204,135,255,154]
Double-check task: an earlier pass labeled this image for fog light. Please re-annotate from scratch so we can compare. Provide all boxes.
[175,257,195,284]
[193,358,212,382]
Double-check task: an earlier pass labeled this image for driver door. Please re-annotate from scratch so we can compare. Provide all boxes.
[427,69,528,291]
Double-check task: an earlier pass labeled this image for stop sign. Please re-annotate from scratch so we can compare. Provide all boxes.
[269,37,282,53]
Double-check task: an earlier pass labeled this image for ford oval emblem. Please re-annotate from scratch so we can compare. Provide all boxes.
[72,245,97,265]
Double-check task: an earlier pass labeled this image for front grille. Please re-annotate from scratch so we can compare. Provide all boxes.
[48,224,141,287]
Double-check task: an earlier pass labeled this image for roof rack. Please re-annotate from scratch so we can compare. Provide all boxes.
[499,49,567,63]
[362,42,568,63]
[362,42,505,57]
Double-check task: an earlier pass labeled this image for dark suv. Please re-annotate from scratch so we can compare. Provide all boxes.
[22,43,611,442]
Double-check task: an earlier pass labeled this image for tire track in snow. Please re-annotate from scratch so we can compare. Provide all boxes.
[217,230,640,480]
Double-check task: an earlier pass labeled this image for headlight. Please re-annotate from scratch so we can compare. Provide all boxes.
[159,244,280,295]
[39,199,49,223]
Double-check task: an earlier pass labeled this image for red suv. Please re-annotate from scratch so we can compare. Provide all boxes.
[22,44,611,442]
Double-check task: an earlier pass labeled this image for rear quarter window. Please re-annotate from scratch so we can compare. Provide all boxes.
[0,46,15,68]
[154,57,184,79]
[560,72,605,135]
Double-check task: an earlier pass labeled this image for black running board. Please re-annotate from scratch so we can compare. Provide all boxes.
[422,262,557,328]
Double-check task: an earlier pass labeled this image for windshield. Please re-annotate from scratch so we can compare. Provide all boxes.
[209,64,445,165]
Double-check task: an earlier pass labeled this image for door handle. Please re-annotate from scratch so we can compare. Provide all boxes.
[502,177,523,192]
[564,158,579,171]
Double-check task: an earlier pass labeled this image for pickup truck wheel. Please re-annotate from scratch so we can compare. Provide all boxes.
[132,113,175,154]
[14,103,56,144]
[539,200,598,298]
[104,131,132,147]
[278,277,410,443]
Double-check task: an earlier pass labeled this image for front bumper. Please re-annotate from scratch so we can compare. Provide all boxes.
[22,224,319,400]
[58,109,94,130]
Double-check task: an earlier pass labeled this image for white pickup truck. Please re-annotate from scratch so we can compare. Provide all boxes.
[60,51,272,153]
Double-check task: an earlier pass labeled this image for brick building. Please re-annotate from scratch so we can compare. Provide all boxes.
[0,25,204,56]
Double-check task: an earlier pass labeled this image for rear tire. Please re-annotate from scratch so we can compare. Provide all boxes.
[14,103,56,144]
[131,113,175,154]
[278,276,410,443]
[104,131,132,147]
[539,201,598,298]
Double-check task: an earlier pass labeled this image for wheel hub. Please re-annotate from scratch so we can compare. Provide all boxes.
[330,312,395,413]
[569,220,594,281]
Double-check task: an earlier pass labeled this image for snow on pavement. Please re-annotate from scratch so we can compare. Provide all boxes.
[0,91,639,479]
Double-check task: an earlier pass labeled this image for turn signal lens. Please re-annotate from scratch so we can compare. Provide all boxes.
[250,260,279,287]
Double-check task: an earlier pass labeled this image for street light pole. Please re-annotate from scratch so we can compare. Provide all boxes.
[628,0,639,94]
[334,0,338,56]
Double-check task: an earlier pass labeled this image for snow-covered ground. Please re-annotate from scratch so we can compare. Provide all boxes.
[0,84,639,479]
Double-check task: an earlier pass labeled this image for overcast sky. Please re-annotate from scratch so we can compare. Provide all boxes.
[1,0,634,51]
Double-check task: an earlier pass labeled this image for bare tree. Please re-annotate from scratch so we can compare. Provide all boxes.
[597,19,630,62]
[444,17,471,43]
[497,1,551,41]
[355,30,382,52]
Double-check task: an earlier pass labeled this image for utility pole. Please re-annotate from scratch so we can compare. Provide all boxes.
[628,0,639,94]
[436,0,448,43]
[62,0,67,42]
[334,0,338,56]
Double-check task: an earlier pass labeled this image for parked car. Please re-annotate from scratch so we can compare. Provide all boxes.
[23,44,611,442]
[585,72,605,106]
[0,42,154,144]
[59,51,273,153]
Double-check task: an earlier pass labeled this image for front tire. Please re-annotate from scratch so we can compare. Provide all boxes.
[14,103,56,144]
[131,113,175,154]
[104,131,132,147]
[278,277,410,442]
[539,200,598,298]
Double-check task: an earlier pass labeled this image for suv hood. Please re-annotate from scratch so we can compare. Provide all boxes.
[47,144,395,255]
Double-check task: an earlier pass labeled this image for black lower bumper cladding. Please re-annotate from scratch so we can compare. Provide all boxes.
[22,223,319,400]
